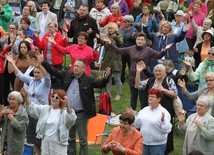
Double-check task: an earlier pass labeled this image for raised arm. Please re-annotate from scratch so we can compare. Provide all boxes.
[47,36,70,54]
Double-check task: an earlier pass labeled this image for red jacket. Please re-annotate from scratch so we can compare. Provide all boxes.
[53,43,98,75]
[0,45,11,74]
[35,31,68,66]
[99,14,124,27]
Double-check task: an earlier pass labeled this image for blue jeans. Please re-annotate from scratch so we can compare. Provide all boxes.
[68,112,88,155]
[130,86,147,110]
[143,144,166,155]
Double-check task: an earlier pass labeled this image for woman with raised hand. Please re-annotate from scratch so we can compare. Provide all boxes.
[135,61,177,155]
[24,89,77,155]
[48,31,98,76]
[177,96,214,155]
[178,72,214,117]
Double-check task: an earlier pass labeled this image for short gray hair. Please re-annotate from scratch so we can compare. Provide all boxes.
[123,15,134,23]
[8,91,23,103]
[196,95,212,108]
[203,18,212,25]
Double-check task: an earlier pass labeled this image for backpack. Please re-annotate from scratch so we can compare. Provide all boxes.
[98,92,112,115]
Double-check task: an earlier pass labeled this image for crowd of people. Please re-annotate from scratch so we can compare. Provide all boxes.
[0,0,214,154]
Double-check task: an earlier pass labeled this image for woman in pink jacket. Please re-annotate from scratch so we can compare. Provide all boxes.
[48,31,98,75]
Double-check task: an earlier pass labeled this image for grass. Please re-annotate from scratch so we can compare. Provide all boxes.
[64,56,184,154]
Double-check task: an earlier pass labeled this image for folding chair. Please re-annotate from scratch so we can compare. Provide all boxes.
[87,113,109,147]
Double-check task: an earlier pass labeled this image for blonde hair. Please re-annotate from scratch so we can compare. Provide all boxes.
[110,4,120,13]
[153,64,166,73]
[158,21,173,36]
[107,22,119,33]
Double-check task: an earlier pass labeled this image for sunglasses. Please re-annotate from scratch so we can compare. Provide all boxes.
[208,52,214,56]
[51,95,60,100]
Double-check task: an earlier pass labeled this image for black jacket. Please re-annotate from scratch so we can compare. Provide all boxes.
[67,14,99,48]
[42,61,108,119]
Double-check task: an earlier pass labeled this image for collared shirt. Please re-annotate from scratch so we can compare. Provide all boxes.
[171,21,189,53]
[67,78,83,111]
[134,104,172,145]
[16,71,51,105]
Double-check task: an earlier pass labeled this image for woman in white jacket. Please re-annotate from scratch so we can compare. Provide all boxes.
[25,89,77,155]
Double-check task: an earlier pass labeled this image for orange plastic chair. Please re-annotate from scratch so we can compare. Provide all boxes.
[87,113,108,145]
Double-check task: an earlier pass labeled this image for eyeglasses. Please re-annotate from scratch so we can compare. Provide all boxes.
[9,27,15,30]
[208,52,214,56]
[51,95,60,100]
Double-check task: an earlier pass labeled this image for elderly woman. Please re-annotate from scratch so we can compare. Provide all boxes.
[35,22,68,89]
[135,62,177,154]
[127,88,172,155]
[99,4,124,28]
[194,29,214,68]
[133,3,158,32]
[101,112,143,155]
[48,31,98,76]
[102,32,173,109]
[101,22,123,101]
[0,0,13,31]
[177,95,214,155]
[178,72,214,117]
[25,89,77,155]
[143,20,188,70]
[0,91,29,155]
[108,0,129,16]
[6,50,51,155]
[184,47,214,89]
[119,15,137,83]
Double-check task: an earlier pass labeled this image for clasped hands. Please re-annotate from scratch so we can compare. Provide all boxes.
[106,140,125,153]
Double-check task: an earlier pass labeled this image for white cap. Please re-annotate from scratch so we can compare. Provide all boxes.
[175,10,185,16]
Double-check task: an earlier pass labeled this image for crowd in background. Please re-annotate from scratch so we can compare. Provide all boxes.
[0,0,214,154]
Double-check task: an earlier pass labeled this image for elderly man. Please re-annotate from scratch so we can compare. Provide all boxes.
[67,4,99,48]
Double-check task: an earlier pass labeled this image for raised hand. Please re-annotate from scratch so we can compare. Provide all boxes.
[101,35,111,44]
[5,53,14,63]
[177,111,186,124]
[47,36,55,44]
[177,78,186,88]
[164,43,173,51]
[183,60,192,67]
[136,61,146,72]
[126,107,136,115]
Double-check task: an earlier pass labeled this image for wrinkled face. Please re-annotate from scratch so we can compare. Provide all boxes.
[205,76,214,88]
[73,60,85,76]
[78,6,88,18]
[142,6,149,14]
[8,97,20,111]
[95,1,103,9]
[0,0,7,6]
[111,6,119,14]
[107,26,116,34]
[203,22,211,31]
[123,20,132,28]
[193,4,200,13]
[161,24,171,35]
[196,101,208,116]
[77,35,87,45]
[48,23,57,33]
[51,93,61,107]
[22,6,30,16]
[154,67,165,79]
[207,50,214,60]
[135,36,146,46]
[175,15,183,23]
[19,43,28,55]
[119,120,132,133]
[8,24,17,34]
[148,94,161,107]
[33,68,43,80]
[41,3,50,13]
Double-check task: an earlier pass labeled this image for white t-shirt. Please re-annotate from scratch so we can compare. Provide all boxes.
[45,108,61,142]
